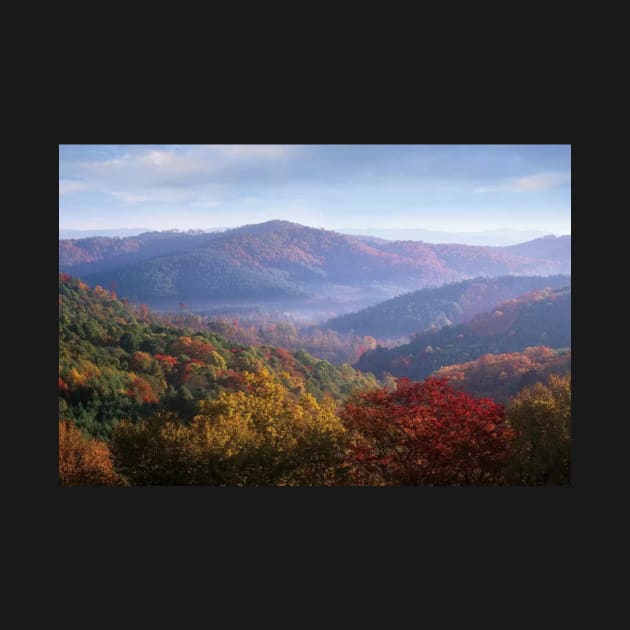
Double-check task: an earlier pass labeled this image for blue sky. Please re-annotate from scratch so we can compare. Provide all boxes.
[59,145,571,234]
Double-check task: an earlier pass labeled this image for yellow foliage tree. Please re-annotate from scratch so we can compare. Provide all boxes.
[191,368,346,485]
[111,368,347,486]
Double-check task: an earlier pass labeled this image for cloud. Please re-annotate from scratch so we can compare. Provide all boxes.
[474,171,571,193]
[59,180,89,195]
[72,146,295,201]
[190,200,220,208]
[110,190,192,203]
[211,144,291,159]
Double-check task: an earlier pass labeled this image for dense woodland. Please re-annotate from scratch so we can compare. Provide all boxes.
[355,287,571,381]
[431,346,571,403]
[59,222,571,308]
[150,312,381,365]
[59,273,571,486]
[324,274,570,339]
[59,274,378,439]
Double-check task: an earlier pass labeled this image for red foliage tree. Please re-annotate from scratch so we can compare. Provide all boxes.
[155,354,178,369]
[126,375,158,404]
[169,336,216,362]
[340,377,513,485]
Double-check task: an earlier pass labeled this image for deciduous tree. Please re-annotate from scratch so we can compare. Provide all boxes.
[59,420,123,486]
[506,374,571,485]
[341,378,512,485]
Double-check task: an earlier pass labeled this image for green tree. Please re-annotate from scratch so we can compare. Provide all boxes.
[110,411,193,485]
[119,331,139,353]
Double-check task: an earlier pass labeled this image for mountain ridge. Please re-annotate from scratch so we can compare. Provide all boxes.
[322,274,571,339]
[354,286,571,381]
[59,220,571,312]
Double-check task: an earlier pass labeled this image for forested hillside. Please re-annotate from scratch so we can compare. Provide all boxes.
[499,234,570,262]
[355,287,571,380]
[58,274,571,486]
[58,230,224,274]
[431,346,571,403]
[58,143,572,488]
[59,221,571,309]
[59,274,378,438]
[323,275,570,339]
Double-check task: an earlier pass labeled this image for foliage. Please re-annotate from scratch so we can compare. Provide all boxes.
[111,369,347,485]
[340,378,513,485]
[58,260,571,487]
[432,346,571,403]
[356,287,571,381]
[205,317,380,365]
[59,274,378,437]
[60,221,571,305]
[324,275,570,339]
[506,374,571,485]
[59,420,123,486]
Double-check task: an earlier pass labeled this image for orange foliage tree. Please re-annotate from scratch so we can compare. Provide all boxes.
[59,420,123,486]
[125,374,158,404]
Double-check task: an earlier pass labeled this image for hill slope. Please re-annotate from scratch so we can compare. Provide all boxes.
[58,273,379,438]
[431,346,571,403]
[322,274,571,339]
[59,221,571,310]
[499,234,570,263]
[354,287,571,380]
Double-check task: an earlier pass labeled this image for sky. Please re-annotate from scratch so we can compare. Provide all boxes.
[59,145,571,235]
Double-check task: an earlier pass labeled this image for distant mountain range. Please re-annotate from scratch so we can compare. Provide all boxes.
[60,226,566,246]
[59,220,571,313]
[59,227,228,239]
[355,287,571,380]
[340,227,563,246]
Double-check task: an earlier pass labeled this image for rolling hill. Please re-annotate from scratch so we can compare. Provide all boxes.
[500,234,571,262]
[58,273,379,438]
[354,286,571,380]
[430,346,571,403]
[59,221,571,312]
[322,274,571,339]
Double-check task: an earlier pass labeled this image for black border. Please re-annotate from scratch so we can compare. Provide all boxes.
[29,89,595,605]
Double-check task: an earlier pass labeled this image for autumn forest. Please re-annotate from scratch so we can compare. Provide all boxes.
[59,225,571,486]
[59,145,571,487]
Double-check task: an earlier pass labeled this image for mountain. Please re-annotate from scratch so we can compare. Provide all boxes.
[58,230,228,274]
[59,227,229,239]
[59,221,571,313]
[499,234,571,263]
[431,346,571,403]
[59,228,154,239]
[355,286,571,380]
[322,275,571,339]
[58,273,378,438]
[341,227,554,246]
